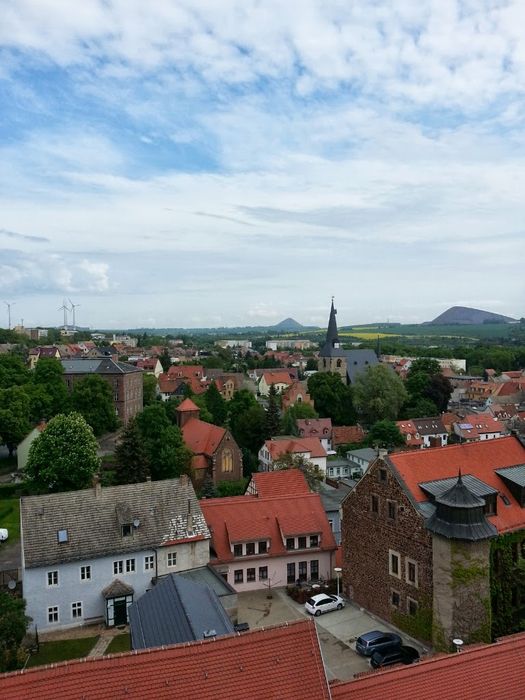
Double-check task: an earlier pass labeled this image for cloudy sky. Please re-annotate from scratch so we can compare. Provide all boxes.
[1,0,525,329]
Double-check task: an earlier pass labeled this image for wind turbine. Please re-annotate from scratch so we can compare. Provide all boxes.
[68,299,80,330]
[58,299,69,331]
[4,301,15,330]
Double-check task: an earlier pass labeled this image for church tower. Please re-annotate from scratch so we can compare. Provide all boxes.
[318,298,347,382]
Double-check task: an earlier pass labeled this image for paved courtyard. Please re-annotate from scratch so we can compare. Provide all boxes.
[237,588,429,681]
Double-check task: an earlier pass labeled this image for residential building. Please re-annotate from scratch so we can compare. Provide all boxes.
[27,345,61,370]
[341,437,525,647]
[61,357,143,424]
[381,354,467,374]
[258,369,294,396]
[176,398,243,487]
[135,357,163,378]
[215,339,253,349]
[265,339,315,350]
[345,447,377,476]
[326,458,360,480]
[167,364,205,380]
[297,418,333,451]
[396,417,448,449]
[453,414,506,442]
[201,476,337,591]
[318,300,378,384]
[332,424,366,448]
[110,334,138,347]
[319,480,354,544]
[20,475,210,631]
[258,436,327,475]
[16,421,46,471]
[0,619,331,700]
[281,380,315,410]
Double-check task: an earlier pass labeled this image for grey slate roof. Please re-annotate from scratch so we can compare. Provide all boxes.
[176,566,236,598]
[345,349,379,384]
[21,478,210,569]
[495,464,525,487]
[420,474,497,500]
[61,357,142,375]
[319,481,354,513]
[346,447,378,463]
[129,573,234,650]
[412,417,447,435]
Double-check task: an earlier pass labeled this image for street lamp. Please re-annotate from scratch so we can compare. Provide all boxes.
[334,567,342,597]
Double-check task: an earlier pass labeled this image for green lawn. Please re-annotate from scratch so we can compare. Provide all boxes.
[26,636,99,668]
[104,633,131,655]
[0,498,20,541]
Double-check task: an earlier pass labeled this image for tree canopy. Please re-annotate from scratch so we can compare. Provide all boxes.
[25,412,100,492]
[280,402,318,435]
[307,372,356,425]
[70,374,119,436]
[114,417,150,484]
[142,373,158,407]
[366,420,405,449]
[353,364,408,425]
[204,382,227,426]
[265,384,281,438]
[272,453,324,491]
[0,386,31,456]
[404,358,452,416]
[0,592,30,672]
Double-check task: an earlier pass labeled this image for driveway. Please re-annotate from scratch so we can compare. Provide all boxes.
[237,588,429,682]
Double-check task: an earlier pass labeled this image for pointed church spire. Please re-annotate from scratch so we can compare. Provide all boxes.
[326,297,340,349]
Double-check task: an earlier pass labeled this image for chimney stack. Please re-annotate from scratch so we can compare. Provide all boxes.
[93,473,102,498]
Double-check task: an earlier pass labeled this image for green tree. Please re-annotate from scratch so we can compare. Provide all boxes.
[114,417,150,484]
[272,453,323,491]
[136,403,170,457]
[153,425,192,481]
[70,375,119,436]
[204,382,227,426]
[280,402,318,435]
[200,471,217,498]
[403,398,439,419]
[142,374,158,407]
[307,372,356,425]
[159,349,171,372]
[0,355,30,389]
[25,412,100,492]
[265,384,281,438]
[0,592,30,672]
[227,389,258,433]
[233,404,267,453]
[405,359,452,413]
[0,386,31,456]
[191,394,213,423]
[366,420,405,449]
[353,365,408,425]
[32,357,69,417]
[305,358,318,371]
[216,478,248,497]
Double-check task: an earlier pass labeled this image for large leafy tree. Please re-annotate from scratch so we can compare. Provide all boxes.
[204,382,227,426]
[232,404,267,454]
[307,372,356,425]
[265,384,281,438]
[353,364,408,425]
[0,355,30,389]
[272,453,323,491]
[0,386,31,456]
[280,402,318,435]
[227,389,258,432]
[142,374,158,407]
[114,417,150,484]
[153,425,192,481]
[32,358,69,417]
[0,592,30,672]
[405,358,452,414]
[366,420,405,449]
[25,412,100,492]
[70,375,119,436]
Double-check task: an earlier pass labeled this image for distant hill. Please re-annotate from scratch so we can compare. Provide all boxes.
[429,306,517,325]
[270,317,305,332]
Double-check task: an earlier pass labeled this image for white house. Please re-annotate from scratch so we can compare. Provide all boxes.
[258,370,294,396]
[20,475,210,631]
[258,437,327,476]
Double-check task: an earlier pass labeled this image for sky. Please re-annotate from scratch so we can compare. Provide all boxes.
[1,0,525,330]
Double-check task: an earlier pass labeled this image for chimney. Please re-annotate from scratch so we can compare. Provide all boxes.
[187,499,194,535]
[180,474,189,487]
[92,473,102,498]
[378,448,388,459]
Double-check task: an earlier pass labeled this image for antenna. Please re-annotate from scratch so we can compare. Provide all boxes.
[4,301,15,330]
[68,299,80,329]
[58,299,69,331]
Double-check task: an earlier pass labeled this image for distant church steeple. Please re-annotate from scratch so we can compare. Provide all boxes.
[318,298,347,381]
[325,297,341,351]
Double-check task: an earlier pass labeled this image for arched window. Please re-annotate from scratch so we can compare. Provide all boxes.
[222,448,233,473]
[323,359,327,368]
[297,395,302,403]
[336,359,342,368]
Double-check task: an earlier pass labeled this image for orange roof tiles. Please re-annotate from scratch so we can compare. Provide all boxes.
[201,493,336,559]
[177,397,200,412]
[182,417,226,458]
[389,437,525,533]
[0,620,330,700]
[265,437,327,460]
[261,370,293,385]
[250,469,311,497]
[332,425,366,445]
[331,631,525,700]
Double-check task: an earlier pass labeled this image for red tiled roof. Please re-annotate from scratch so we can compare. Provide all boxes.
[297,418,332,438]
[182,417,225,457]
[494,381,520,396]
[331,631,525,700]
[261,370,293,385]
[454,414,506,439]
[177,397,199,412]
[157,373,181,394]
[191,454,209,470]
[136,358,158,370]
[265,437,327,460]
[389,437,525,533]
[167,364,204,378]
[0,620,330,700]
[250,470,311,497]
[201,493,336,558]
[332,425,366,446]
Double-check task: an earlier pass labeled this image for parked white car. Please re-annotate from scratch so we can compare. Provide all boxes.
[305,593,345,617]
[0,528,8,542]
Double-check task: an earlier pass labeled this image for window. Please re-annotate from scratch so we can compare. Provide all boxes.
[125,558,136,573]
[258,541,267,554]
[57,529,68,543]
[310,560,319,580]
[298,536,307,549]
[298,561,307,581]
[234,544,243,557]
[121,524,133,537]
[144,555,154,571]
[407,598,418,616]
[259,566,268,581]
[371,494,379,514]
[310,535,319,548]
[48,606,59,623]
[80,565,91,581]
[167,552,177,568]
[391,590,400,608]
[113,560,123,575]
[328,519,334,532]
[234,570,243,584]
[389,550,401,578]
[387,500,397,520]
[286,538,295,550]
[71,601,82,619]
[47,571,58,587]
[406,559,418,587]
[246,542,256,556]
[379,469,387,482]
[484,494,497,516]
[287,562,296,584]
[247,568,256,582]
[221,448,233,473]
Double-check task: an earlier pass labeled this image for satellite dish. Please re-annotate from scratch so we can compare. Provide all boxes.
[7,579,16,590]
[133,518,140,528]
[452,638,464,652]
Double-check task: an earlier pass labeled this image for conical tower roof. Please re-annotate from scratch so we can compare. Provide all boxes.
[320,298,345,358]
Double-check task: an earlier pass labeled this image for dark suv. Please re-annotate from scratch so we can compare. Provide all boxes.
[355,631,402,657]
[370,645,420,669]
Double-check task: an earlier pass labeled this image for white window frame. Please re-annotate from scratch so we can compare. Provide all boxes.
[47,570,59,587]
[405,558,419,588]
[113,560,123,575]
[47,606,59,624]
[144,555,154,571]
[80,565,91,581]
[167,552,177,568]
[71,601,83,619]
[389,549,401,579]
[125,558,136,573]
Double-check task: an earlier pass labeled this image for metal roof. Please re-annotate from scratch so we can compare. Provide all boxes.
[420,474,497,500]
[495,464,525,488]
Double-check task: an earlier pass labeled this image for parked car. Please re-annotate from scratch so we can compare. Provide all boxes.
[355,630,402,656]
[370,645,420,669]
[305,593,345,617]
[0,528,8,542]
